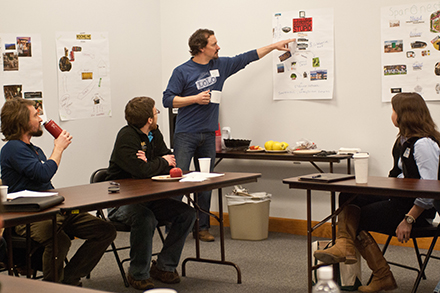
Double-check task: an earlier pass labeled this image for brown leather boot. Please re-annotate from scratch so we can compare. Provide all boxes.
[355,231,398,293]
[314,205,360,264]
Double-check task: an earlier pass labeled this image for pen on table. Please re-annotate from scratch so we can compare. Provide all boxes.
[312,175,321,179]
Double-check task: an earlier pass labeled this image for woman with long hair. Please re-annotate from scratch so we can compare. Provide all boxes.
[314,93,440,293]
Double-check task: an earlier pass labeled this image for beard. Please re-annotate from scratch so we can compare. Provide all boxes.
[30,128,43,137]
[150,121,158,130]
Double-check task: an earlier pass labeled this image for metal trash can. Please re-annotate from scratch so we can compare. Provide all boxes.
[226,192,271,240]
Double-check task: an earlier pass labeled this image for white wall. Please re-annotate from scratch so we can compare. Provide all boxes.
[1,0,438,222]
[160,0,440,221]
[1,0,163,187]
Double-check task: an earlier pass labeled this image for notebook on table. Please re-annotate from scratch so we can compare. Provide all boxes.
[3,195,65,212]
[299,173,355,183]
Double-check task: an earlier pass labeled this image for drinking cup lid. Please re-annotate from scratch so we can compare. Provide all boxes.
[353,152,369,159]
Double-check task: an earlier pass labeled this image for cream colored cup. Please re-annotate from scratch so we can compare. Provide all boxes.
[0,185,8,202]
[198,158,211,173]
[353,153,369,184]
[210,90,222,104]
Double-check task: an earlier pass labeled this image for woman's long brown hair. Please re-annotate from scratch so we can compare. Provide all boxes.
[391,92,440,144]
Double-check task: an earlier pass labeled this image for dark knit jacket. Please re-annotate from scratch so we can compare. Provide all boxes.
[106,125,172,180]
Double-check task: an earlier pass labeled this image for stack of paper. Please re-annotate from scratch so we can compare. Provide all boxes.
[7,190,59,200]
[179,172,224,182]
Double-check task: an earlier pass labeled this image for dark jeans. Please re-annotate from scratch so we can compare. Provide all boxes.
[173,131,216,231]
[108,199,195,280]
[16,212,116,284]
[339,193,434,235]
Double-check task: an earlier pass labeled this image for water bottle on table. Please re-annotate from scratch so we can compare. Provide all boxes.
[313,266,340,293]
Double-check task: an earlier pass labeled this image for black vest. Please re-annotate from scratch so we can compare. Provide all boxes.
[388,136,439,220]
[389,136,440,179]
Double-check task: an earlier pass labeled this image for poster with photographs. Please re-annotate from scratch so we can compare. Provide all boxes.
[272,8,334,100]
[0,34,47,120]
[381,2,440,101]
[56,32,111,121]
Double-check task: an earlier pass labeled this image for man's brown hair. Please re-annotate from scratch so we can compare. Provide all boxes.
[125,96,155,129]
[1,98,35,141]
[189,29,215,56]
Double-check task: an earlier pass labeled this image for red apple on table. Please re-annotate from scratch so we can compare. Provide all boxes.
[170,167,183,178]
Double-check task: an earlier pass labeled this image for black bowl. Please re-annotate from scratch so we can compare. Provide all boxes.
[223,139,251,150]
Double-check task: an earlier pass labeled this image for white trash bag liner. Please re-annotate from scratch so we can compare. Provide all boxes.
[226,192,271,206]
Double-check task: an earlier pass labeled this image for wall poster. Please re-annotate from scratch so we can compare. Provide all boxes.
[272,8,334,100]
[0,34,47,121]
[56,32,111,120]
[381,2,440,101]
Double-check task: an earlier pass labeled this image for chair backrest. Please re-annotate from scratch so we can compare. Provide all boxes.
[90,168,108,184]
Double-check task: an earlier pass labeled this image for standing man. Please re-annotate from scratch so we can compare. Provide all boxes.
[106,96,196,290]
[163,28,294,241]
[0,98,116,286]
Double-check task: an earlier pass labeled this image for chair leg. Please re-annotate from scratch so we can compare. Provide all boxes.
[157,226,165,244]
[412,238,426,280]
[110,241,129,287]
[411,235,439,293]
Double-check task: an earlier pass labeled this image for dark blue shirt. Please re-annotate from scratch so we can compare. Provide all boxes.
[162,50,259,133]
[0,140,57,193]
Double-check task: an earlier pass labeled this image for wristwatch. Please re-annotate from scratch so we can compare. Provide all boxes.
[405,214,416,224]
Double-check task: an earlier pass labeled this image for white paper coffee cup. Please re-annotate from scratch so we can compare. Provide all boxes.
[198,158,211,173]
[210,90,222,104]
[353,153,369,184]
[0,185,8,202]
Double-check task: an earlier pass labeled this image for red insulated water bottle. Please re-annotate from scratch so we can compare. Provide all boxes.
[43,120,63,138]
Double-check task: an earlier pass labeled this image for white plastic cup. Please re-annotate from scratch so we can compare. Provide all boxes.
[198,158,211,173]
[144,289,177,293]
[0,185,7,202]
[353,153,369,184]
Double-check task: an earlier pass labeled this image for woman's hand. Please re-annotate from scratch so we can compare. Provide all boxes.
[396,220,413,243]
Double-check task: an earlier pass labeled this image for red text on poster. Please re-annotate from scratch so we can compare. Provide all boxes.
[292,17,313,33]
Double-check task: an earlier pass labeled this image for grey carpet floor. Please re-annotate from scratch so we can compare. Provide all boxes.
[5,227,440,292]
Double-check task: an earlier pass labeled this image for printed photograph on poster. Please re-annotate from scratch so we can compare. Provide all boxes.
[381,2,440,101]
[56,32,112,121]
[272,8,334,100]
[17,37,32,57]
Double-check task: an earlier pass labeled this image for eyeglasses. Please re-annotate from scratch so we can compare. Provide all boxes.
[154,109,160,115]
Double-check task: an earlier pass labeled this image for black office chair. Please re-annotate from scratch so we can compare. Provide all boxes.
[90,168,166,287]
[369,219,440,293]
[2,228,44,279]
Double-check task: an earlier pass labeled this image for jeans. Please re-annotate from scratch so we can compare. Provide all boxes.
[173,132,216,231]
[15,212,116,284]
[435,279,440,293]
[339,193,434,235]
[108,199,195,280]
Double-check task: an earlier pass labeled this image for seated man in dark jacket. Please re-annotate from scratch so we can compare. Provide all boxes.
[106,96,195,290]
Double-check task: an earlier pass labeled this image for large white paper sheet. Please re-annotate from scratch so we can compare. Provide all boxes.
[0,34,47,121]
[56,32,112,120]
[381,2,440,101]
[272,9,334,100]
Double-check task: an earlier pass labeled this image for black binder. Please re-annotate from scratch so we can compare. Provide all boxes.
[3,195,65,212]
[299,173,355,183]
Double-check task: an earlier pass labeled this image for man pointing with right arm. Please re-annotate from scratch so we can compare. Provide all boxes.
[163,28,294,241]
